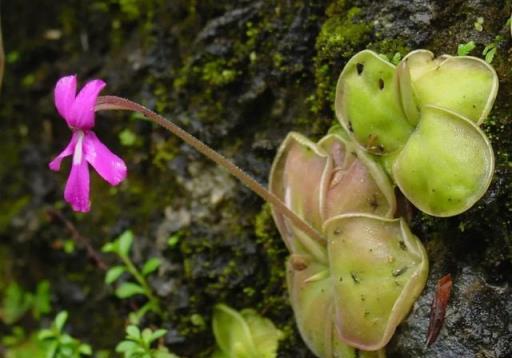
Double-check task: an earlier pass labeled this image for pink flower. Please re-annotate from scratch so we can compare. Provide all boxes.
[49,75,127,212]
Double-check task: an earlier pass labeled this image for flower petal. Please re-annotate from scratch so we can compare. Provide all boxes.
[64,159,90,212]
[54,75,77,120]
[84,131,127,185]
[68,79,106,129]
[49,132,78,171]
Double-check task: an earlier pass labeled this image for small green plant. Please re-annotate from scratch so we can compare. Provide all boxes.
[166,232,181,248]
[2,329,47,358]
[270,131,422,355]
[0,280,51,324]
[482,35,504,64]
[102,230,162,323]
[482,43,497,64]
[474,17,484,32]
[212,304,283,358]
[336,49,496,216]
[457,40,476,56]
[115,325,177,358]
[390,52,402,65]
[38,311,92,358]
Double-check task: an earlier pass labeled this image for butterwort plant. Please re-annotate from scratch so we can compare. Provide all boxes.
[46,73,428,358]
[270,129,427,355]
[335,50,497,216]
[48,45,498,357]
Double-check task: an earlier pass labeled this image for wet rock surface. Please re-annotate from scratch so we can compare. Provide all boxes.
[1,0,512,357]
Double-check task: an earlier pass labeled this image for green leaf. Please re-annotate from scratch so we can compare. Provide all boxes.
[392,106,494,216]
[212,304,255,355]
[126,325,141,340]
[79,343,93,355]
[1,282,33,324]
[115,340,138,353]
[33,280,51,319]
[335,50,413,155]
[457,40,476,56]
[142,258,161,276]
[391,52,402,65]
[142,328,153,344]
[154,349,180,358]
[119,128,137,146]
[116,283,145,299]
[60,333,74,344]
[54,311,68,332]
[150,329,167,342]
[45,340,58,358]
[317,134,396,218]
[63,239,75,254]
[324,214,428,350]
[101,242,117,254]
[483,46,496,64]
[105,266,126,284]
[402,50,498,124]
[268,132,331,262]
[474,17,484,31]
[37,328,55,341]
[118,230,134,257]
[167,233,181,248]
[286,257,371,358]
[241,309,283,358]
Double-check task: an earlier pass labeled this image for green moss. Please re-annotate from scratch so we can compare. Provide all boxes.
[201,60,238,87]
[254,203,274,242]
[316,7,370,60]
[312,4,372,115]
[368,38,410,63]
[89,0,159,49]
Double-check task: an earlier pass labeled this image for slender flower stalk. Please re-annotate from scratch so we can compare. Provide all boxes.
[95,95,324,243]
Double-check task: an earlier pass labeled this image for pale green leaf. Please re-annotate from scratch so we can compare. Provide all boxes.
[116,340,138,353]
[101,242,117,254]
[115,283,145,299]
[150,329,167,343]
[105,266,126,284]
[54,311,68,332]
[335,50,413,154]
[142,258,161,276]
[118,230,134,257]
[126,325,141,340]
[79,343,93,355]
[457,41,475,56]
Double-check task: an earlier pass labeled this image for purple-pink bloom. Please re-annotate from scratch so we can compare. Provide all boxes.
[49,75,127,212]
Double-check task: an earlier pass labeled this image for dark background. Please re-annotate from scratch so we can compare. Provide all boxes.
[1,0,512,357]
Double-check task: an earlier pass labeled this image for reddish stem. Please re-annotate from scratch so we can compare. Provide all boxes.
[95,95,324,244]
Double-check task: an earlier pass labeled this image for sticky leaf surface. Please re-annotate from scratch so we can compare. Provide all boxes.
[335,50,413,154]
[393,106,494,216]
[324,214,428,350]
[403,50,498,124]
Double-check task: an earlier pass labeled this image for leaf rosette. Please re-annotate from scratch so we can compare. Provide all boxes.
[270,131,428,355]
[335,50,497,216]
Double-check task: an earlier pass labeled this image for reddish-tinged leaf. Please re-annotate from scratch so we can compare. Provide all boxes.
[426,273,453,346]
